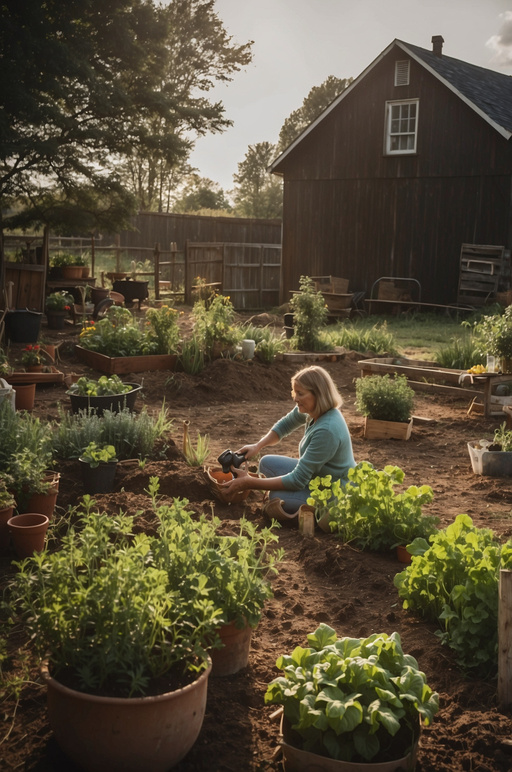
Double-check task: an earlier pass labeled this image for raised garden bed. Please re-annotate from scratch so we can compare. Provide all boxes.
[75,346,177,375]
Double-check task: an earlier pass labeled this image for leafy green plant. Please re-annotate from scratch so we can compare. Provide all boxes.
[78,305,180,357]
[434,335,484,370]
[0,475,15,509]
[69,375,132,397]
[9,498,222,697]
[147,478,283,629]
[254,335,286,363]
[20,345,42,367]
[355,374,414,422]
[49,252,77,267]
[51,405,172,461]
[308,463,438,550]
[493,422,512,451]
[144,305,180,354]
[45,291,74,312]
[80,442,118,467]
[471,305,512,360]
[394,514,512,672]
[192,293,237,358]
[264,623,439,763]
[289,275,328,351]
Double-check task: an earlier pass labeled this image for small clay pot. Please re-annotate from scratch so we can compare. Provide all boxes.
[8,513,50,559]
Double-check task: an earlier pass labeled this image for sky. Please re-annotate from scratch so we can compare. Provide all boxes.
[187,0,512,192]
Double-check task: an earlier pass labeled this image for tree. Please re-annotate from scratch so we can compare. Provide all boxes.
[173,176,232,214]
[232,142,282,219]
[277,75,353,152]
[0,0,253,234]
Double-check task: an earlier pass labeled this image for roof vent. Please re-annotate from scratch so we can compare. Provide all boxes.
[431,35,444,57]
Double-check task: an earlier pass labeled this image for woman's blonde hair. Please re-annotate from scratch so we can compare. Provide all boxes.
[292,365,342,418]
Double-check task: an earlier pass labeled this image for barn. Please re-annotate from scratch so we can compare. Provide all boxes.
[270,35,512,308]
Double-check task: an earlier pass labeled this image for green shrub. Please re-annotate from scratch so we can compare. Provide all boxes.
[394,514,512,673]
[326,321,398,355]
[434,336,484,369]
[289,276,329,351]
[355,374,414,422]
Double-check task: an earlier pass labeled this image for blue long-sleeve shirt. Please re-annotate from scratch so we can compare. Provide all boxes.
[270,406,356,490]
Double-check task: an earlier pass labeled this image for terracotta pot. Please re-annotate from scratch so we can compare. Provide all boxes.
[41,344,56,362]
[20,473,60,518]
[204,466,258,504]
[61,265,83,280]
[210,620,253,676]
[79,460,117,494]
[0,504,14,554]
[7,513,50,558]
[90,287,110,305]
[14,382,36,411]
[396,544,412,564]
[41,658,212,772]
[27,365,43,373]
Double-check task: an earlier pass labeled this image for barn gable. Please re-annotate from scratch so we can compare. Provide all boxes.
[271,37,512,307]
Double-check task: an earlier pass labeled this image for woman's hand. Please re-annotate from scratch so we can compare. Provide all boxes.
[220,466,252,499]
[236,443,260,461]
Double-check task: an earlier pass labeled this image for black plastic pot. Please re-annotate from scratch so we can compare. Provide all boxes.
[67,383,142,415]
[112,280,149,307]
[79,460,118,494]
[4,309,43,343]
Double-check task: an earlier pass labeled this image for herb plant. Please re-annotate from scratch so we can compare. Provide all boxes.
[471,305,512,360]
[264,623,439,763]
[69,375,132,397]
[355,374,414,422]
[80,442,118,467]
[308,462,438,550]
[79,305,180,357]
[394,514,512,672]
[192,293,237,358]
[289,275,328,351]
[493,422,512,451]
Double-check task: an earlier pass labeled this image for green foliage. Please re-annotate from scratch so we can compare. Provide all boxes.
[178,335,205,374]
[493,422,512,451]
[232,142,283,219]
[470,306,512,359]
[254,336,286,363]
[434,336,484,369]
[69,375,132,397]
[394,514,512,673]
[326,321,398,355]
[9,498,222,696]
[45,291,74,311]
[0,475,15,509]
[183,431,211,467]
[51,405,172,461]
[355,374,414,422]
[80,442,118,468]
[192,293,237,357]
[264,623,439,763]
[148,478,283,629]
[173,175,232,214]
[289,276,329,351]
[308,463,437,551]
[78,305,179,357]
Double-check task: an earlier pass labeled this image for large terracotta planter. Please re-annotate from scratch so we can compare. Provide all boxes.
[210,620,253,677]
[7,513,50,558]
[61,265,83,280]
[20,473,60,518]
[41,658,212,772]
[75,346,177,375]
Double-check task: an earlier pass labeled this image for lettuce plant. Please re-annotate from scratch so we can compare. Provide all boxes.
[265,623,439,762]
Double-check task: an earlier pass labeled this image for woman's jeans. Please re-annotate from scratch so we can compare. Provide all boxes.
[258,455,310,513]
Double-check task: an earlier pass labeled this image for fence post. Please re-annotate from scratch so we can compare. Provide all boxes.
[154,243,160,300]
[184,240,190,305]
[91,235,95,280]
[498,569,512,708]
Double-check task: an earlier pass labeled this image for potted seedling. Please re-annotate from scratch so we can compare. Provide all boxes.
[468,421,512,477]
[8,493,222,771]
[355,373,414,440]
[45,291,73,329]
[79,442,118,493]
[265,623,439,770]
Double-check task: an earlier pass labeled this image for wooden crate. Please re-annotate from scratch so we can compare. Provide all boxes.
[75,346,177,374]
[322,292,353,310]
[311,276,349,294]
[363,417,413,440]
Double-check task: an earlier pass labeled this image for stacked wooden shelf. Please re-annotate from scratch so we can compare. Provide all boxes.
[457,244,507,307]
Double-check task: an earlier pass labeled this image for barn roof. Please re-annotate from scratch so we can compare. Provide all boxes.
[270,37,512,173]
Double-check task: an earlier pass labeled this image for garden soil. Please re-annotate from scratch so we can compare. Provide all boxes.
[3,310,512,771]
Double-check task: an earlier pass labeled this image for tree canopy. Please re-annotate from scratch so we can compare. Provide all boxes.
[232,142,283,219]
[0,0,252,232]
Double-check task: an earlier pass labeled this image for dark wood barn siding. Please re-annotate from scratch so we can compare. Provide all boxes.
[276,45,512,304]
[104,212,281,251]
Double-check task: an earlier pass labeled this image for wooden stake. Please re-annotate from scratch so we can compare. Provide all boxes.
[498,569,512,708]
[182,420,190,457]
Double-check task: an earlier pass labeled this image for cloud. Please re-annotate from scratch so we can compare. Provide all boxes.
[487,11,512,66]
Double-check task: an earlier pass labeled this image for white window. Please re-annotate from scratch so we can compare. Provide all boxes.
[394,60,410,86]
[385,100,419,154]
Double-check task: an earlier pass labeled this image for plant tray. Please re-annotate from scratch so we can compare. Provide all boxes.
[75,346,176,374]
[6,368,65,385]
[467,441,512,477]
[364,417,413,440]
[67,382,142,415]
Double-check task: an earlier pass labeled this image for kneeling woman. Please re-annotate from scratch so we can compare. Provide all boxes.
[221,365,356,512]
